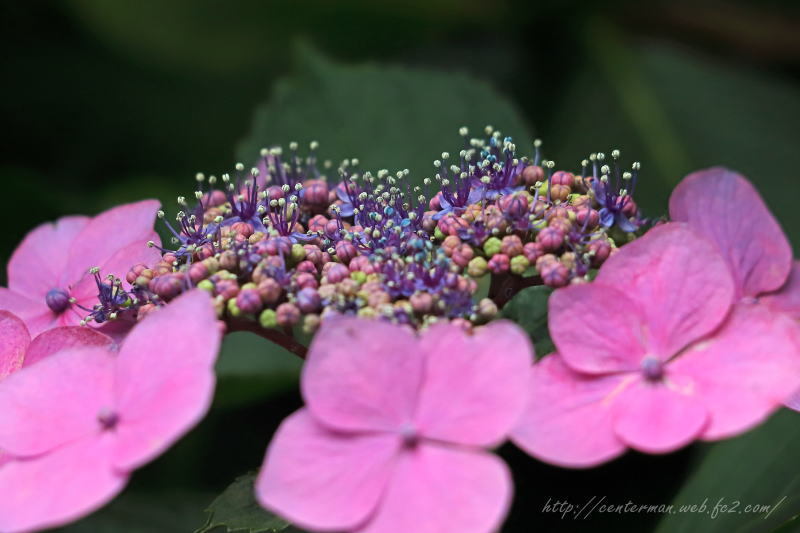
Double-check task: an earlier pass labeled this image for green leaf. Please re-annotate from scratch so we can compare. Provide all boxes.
[551,26,800,247]
[238,44,534,183]
[771,514,800,533]
[655,409,800,533]
[214,332,303,408]
[197,473,289,533]
[500,285,554,357]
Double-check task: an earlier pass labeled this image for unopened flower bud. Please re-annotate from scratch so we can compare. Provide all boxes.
[257,278,283,304]
[576,208,600,229]
[442,235,461,256]
[483,236,502,257]
[215,278,239,300]
[302,180,329,208]
[536,227,565,252]
[551,170,575,187]
[295,272,319,290]
[523,242,544,263]
[236,288,263,314]
[451,243,474,267]
[410,292,433,314]
[189,262,210,284]
[219,250,238,272]
[303,314,321,334]
[348,255,376,274]
[588,239,612,266]
[510,255,530,275]
[324,263,349,283]
[259,308,278,329]
[540,260,569,287]
[276,302,301,327]
[126,264,150,285]
[477,298,498,320]
[296,287,321,313]
[521,164,544,186]
[151,273,184,300]
[308,214,329,233]
[334,240,357,265]
[487,253,510,275]
[231,221,254,238]
[501,235,524,257]
[291,243,307,264]
[296,260,318,274]
[467,256,488,277]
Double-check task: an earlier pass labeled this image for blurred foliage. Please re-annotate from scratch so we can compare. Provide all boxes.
[238,44,533,180]
[196,473,288,533]
[2,0,799,531]
[501,285,555,357]
[655,409,800,532]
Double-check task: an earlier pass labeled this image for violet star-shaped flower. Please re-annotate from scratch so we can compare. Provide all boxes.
[256,317,533,533]
[0,200,161,337]
[511,224,800,467]
[0,290,221,532]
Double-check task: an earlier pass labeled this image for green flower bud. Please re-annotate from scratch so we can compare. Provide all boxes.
[259,308,278,329]
[467,256,488,277]
[197,279,215,293]
[350,270,367,284]
[226,298,241,318]
[483,237,502,257]
[510,255,530,275]
[291,243,307,264]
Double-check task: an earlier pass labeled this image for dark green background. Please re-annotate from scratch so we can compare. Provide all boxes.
[1,1,799,531]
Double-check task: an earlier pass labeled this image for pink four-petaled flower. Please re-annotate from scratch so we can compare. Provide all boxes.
[670,167,800,407]
[0,200,161,337]
[0,290,221,532]
[256,318,533,533]
[511,222,800,468]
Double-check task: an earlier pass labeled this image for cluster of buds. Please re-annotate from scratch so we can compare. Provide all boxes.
[425,129,646,303]
[92,128,646,346]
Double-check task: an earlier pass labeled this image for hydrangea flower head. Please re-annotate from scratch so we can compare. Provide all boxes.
[256,317,533,533]
[0,200,161,337]
[0,290,221,532]
[511,224,800,467]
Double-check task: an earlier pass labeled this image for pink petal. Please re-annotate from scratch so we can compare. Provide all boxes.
[63,200,160,286]
[413,321,532,447]
[670,303,800,439]
[302,316,423,433]
[112,290,222,470]
[510,355,628,468]
[357,443,512,533]
[597,223,735,358]
[0,347,114,457]
[669,167,792,298]
[7,216,89,296]
[0,434,127,533]
[549,284,647,374]
[0,311,30,380]
[0,287,57,338]
[761,260,800,321]
[612,378,708,454]
[256,409,401,532]
[24,326,113,368]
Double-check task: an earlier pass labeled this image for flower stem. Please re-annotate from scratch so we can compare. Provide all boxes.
[227,319,308,359]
